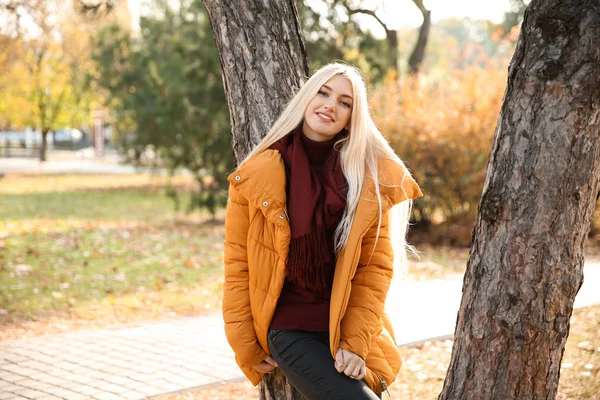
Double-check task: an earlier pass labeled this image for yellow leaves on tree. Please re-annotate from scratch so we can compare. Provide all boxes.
[0,0,106,160]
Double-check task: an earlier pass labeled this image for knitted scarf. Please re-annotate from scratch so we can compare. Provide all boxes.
[270,126,348,291]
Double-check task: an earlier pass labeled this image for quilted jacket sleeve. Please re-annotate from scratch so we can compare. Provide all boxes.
[338,167,423,360]
[223,184,267,367]
[338,208,394,360]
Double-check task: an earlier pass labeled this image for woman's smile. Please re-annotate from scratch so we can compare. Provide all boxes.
[316,112,334,122]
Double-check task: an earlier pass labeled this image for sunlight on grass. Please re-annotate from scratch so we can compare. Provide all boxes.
[407,243,469,280]
[0,173,196,194]
[0,173,226,338]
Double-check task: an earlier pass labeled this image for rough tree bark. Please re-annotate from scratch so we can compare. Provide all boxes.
[203,0,308,166]
[203,1,308,399]
[439,0,600,399]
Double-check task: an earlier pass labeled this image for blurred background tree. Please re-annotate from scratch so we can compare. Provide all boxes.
[0,0,102,160]
[500,0,529,36]
[92,0,230,216]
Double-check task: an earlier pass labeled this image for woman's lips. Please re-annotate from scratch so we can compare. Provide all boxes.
[316,112,334,123]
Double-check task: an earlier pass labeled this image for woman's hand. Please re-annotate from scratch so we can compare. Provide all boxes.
[251,356,278,373]
[335,348,366,380]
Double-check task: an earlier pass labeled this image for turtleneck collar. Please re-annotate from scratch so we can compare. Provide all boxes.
[300,131,339,165]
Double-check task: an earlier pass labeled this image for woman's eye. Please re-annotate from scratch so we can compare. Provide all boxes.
[318,90,328,96]
[341,101,351,108]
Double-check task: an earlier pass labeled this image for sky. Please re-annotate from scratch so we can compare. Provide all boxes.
[128,0,513,34]
[379,0,512,27]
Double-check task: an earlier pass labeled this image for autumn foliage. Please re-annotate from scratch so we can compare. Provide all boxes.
[371,61,509,245]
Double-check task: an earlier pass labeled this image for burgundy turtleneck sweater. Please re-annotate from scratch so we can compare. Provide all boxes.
[269,132,347,332]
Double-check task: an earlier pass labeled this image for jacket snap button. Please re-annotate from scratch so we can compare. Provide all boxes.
[235,175,241,181]
[279,214,284,219]
[262,201,269,207]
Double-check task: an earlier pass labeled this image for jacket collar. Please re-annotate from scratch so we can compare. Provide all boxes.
[227,149,420,214]
[227,150,288,217]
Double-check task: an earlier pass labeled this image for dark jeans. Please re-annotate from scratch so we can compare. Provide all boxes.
[267,329,382,400]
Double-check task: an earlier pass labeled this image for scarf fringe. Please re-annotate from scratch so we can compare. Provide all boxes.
[287,228,331,292]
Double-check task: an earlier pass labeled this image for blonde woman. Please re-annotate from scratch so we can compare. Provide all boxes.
[223,62,422,399]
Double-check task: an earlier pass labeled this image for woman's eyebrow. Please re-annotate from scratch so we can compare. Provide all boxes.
[322,85,353,100]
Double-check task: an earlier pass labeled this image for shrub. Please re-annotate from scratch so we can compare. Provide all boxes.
[371,61,508,244]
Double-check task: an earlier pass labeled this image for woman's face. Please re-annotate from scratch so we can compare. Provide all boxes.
[302,75,353,142]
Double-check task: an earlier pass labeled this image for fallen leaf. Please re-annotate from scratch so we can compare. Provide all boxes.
[14,264,33,276]
[26,247,40,257]
[184,258,200,269]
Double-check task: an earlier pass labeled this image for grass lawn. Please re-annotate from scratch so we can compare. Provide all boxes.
[0,173,225,340]
[158,305,600,399]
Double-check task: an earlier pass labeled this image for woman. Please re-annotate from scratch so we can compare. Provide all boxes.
[222,62,422,399]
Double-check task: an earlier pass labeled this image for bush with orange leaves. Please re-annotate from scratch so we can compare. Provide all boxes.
[371,62,508,245]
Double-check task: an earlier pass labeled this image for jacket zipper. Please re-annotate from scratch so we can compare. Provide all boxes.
[283,208,290,221]
[373,372,391,397]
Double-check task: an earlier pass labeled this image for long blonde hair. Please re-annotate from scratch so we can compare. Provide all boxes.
[242,62,415,275]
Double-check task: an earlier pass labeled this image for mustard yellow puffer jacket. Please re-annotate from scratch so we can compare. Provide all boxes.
[222,149,423,393]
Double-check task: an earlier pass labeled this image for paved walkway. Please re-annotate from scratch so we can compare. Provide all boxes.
[1,264,599,400]
[0,152,183,176]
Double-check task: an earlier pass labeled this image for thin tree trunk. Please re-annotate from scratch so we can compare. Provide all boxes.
[385,28,398,75]
[203,0,308,165]
[203,1,308,398]
[439,0,600,399]
[408,8,430,74]
[40,129,48,162]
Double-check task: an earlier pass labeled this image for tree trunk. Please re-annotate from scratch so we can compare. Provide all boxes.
[408,9,430,74]
[202,0,308,165]
[259,369,305,400]
[203,1,308,398]
[439,1,600,399]
[385,28,398,75]
[40,129,48,162]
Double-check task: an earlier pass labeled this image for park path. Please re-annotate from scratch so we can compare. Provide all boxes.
[0,152,179,176]
[1,263,599,400]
